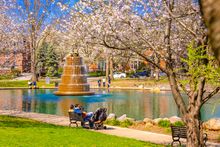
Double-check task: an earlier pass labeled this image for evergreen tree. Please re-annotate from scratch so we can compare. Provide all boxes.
[36,42,47,76]
[45,44,59,77]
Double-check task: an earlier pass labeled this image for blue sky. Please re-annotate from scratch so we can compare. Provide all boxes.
[13,0,78,24]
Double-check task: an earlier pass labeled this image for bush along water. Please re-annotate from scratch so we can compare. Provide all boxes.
[173,121,185,127]
[105,114,185,129]
[120,119,133,127]
[105,119,133,128]
[105,119,120,126]
[158,120,171,128]
[0,69,21,80]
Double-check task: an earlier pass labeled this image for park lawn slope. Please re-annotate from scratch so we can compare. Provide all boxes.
[0,78,169,88]
[0,115,162,147]
[0,80,28,87]
[0,80,55,88]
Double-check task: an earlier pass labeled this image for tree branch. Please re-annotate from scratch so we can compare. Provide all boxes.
[196,77,206,107]
[202,87,220,105]
[163,0,197,37]
[102,36,167,73]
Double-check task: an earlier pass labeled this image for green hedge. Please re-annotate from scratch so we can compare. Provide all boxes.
[88,71,105,77]
[105,119,133,128]
[158,120,171,128]
[0,69,21,80]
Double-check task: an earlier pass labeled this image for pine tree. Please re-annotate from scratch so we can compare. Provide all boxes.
[45,44,59,77]
[36,42,47,76]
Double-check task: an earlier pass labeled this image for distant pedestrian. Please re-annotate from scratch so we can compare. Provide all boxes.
[108,76,111,84]
[28,80,32,89]
[102,78,106,87]
[33,81,37,89]
[107,82,110,88]
[98,79,101,87]
[46,76,50,84]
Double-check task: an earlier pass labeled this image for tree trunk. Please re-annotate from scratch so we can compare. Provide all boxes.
[154,54,160,80]
[155,68,159,80]
[30,24,37,82]
[110,56,113,79]
[31,50,37,82]
[150,65,154,78]
[200,0,220,64]
[106,56,109,79]
[184,111,204,147]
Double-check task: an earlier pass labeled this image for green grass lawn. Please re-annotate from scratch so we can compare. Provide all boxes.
[0,78,169,88]
[0,115,162,147]
[110,78,169,87]
[0,80,56,88]
[0,80,28,87]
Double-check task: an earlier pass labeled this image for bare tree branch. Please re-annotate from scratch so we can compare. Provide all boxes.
[202,87,220,105]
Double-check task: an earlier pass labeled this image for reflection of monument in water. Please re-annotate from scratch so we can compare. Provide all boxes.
[54,53,94,96]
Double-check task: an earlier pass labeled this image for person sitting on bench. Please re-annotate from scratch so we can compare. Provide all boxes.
[74,104,94,128]
[74,104,85,116]
[68,104,74,112]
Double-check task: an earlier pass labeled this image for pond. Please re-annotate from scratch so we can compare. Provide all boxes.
[0,89,219,121]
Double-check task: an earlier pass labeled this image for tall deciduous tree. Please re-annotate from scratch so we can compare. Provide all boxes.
[64,0,220,146]
[0,1,24,61]
[4,0,71,81]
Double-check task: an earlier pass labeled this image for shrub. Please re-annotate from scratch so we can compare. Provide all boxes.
[88,71,99,77]
[58,67,63,75]
[105,119,120,126]
[88,71,106,77]
[0,69,21,80]
[0,74,13,80]
[173,121,185,127]
[158,120,171,128]
[105,119,134,128]
[11,69,21,77]
[166,128,171,133]
[120,119,133,128]
[127,71,135,77]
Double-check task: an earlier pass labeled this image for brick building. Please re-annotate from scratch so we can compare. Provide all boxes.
[0,38,31,74]
[0,51,31,74]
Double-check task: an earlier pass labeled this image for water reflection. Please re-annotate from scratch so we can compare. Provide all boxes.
[0,90,23,111]
[0,89,219,121]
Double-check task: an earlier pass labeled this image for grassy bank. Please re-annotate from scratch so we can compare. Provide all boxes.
[0,78,170,88]
[110,78,169,87]
[0,115,162,147]
[0,80,56,88]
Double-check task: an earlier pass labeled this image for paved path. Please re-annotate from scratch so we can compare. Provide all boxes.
[0,110,219,147]
[14,73,32,80]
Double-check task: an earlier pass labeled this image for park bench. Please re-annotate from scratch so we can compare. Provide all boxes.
[171,126,208,146]
[68,112,84,127]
